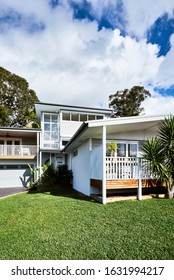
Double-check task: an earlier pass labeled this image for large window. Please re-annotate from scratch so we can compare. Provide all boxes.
[43,114,59,149]
[106,141,138,157]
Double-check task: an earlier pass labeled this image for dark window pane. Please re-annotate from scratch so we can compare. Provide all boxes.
[71,114,79,121]
[80,114,87,121]
[88,115,95,120]
[62,113,70,121]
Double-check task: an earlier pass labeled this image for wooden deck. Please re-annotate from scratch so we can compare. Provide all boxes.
[90,178,162,189]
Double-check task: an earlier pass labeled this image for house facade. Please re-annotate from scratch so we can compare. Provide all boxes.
[0,102,111,188]
[0,101,168,203]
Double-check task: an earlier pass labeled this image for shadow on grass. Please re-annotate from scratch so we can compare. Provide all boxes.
[27,185,98,203]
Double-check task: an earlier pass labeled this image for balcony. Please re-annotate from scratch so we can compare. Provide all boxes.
[0,145,37,159]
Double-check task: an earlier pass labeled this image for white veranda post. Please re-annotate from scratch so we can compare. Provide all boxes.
[102,125,106,204]
[138,157,142,200]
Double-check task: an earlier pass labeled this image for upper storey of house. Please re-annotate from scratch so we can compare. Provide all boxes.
[35,102,112,151]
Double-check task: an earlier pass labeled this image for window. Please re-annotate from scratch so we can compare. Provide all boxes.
[115,141,138,157]
[117,143,126,157]
[128,143,137,157]
[88,115,95,120]
[73,150,78,157]
[96,115,103,120]
[61,112,104,122]
[71,113,79,121]
[43,113,59,149]
[62,113,70,121]
[80,114,87,122]
[0,138,22,156]
[62,140,69,146]
[0,164,29,170]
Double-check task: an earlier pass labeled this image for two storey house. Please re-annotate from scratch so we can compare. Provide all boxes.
[0,102,111,188]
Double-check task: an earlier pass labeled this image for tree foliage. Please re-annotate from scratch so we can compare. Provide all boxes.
[142,116,174,198]
[109,86,151,117]
[0,66,39,127]
[0,105,10,126]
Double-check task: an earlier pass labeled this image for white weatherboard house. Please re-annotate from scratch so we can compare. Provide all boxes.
[0,101,167,203]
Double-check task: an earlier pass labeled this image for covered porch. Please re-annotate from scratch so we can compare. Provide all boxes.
[63,115,166,203]
[88,116,166,203]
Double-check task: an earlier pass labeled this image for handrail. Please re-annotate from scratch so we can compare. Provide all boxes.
[106,157,151,180]
[0,145,37,156]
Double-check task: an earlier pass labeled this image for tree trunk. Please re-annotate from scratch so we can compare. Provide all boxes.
[166,185,174,199]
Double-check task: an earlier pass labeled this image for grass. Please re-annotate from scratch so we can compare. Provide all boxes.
[0,187,174,260]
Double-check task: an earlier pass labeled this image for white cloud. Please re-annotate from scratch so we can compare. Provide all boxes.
[153,34,174,89]
[69,0,174,38]
[143,93,174,116]
[122,0,174,38]
[0,0,174,116]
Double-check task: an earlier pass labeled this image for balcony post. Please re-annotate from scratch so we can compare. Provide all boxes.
[138,157,142,200]
[102,125,106,204]
[39,151,42,177]
[36,132,39,180]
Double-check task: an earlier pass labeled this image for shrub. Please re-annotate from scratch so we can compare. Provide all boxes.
[40,163,56,187]
[55,165,73,184]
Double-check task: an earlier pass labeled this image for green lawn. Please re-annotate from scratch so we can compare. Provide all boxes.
[0,187,174,260]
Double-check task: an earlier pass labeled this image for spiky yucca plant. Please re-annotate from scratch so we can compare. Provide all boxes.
[142,116,174,198]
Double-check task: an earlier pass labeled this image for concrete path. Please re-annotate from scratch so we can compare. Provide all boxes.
[0,187,27,199]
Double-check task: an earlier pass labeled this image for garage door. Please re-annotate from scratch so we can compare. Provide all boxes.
[0,165,31,188]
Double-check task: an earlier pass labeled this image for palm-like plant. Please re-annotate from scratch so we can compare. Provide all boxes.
[25,109,40,128]
[106,141,118,157]
[142,116,174,198]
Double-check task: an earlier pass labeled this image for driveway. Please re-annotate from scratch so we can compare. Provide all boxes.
[0,187,27,199]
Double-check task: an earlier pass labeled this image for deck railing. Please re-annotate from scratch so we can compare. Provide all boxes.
[106,157,151,180]
[0,145,37,157]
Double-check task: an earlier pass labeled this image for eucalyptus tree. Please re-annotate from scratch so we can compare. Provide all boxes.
[109,86,151,117]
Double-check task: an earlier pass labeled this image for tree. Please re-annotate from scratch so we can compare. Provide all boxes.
[0,105,10,126]
[142,116,174,198]
[109,86,151,117]
[0,66,39,127]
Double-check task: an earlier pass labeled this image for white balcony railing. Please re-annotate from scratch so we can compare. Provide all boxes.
[0,145,37,157]
[106,157,151,180]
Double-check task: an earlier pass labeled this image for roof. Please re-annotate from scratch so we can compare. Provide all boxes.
[63,114,169,152]
[35,101,112,119]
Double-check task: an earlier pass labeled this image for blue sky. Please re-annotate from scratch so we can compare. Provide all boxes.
[0,0,174,115]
